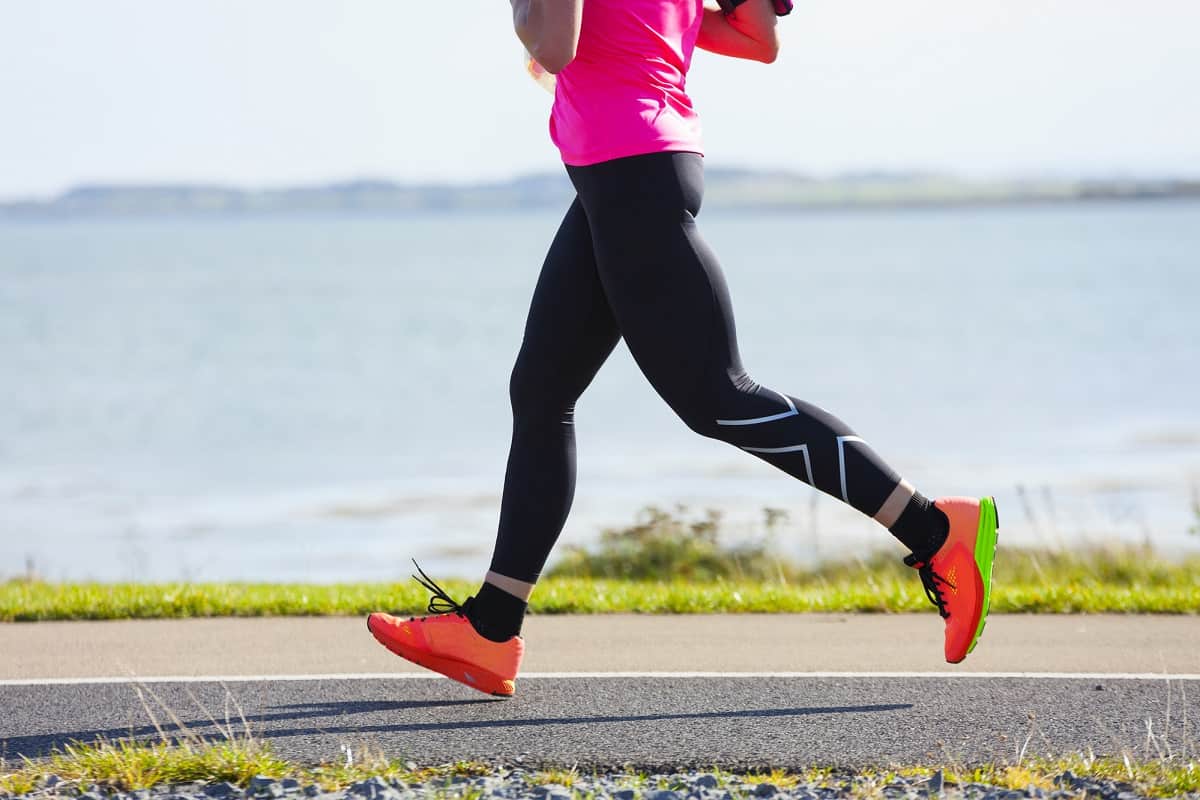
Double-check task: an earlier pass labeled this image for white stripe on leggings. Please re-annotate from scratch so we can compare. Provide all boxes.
[836,435,866,503]
[715,392,798,427]
[742,443,813,486]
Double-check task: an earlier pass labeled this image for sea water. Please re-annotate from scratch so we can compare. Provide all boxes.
[1,201,1198,581]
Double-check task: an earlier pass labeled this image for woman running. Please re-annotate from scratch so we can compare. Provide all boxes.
[368,0,999,696]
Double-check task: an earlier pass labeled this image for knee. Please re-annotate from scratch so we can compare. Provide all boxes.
[671,396,725,440]
[671,374,763,441]
[508,361,541,420]
[509,357,570,425]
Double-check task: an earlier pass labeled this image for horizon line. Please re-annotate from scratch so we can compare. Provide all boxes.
[5,166,1200,206]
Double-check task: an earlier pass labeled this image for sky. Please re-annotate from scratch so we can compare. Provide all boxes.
[2,0,1199,200]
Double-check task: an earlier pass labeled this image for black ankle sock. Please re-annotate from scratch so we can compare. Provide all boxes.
[888,491,949,559]
[466,581,528,643]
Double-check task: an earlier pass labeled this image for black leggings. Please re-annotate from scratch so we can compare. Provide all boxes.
[489,152,909,582]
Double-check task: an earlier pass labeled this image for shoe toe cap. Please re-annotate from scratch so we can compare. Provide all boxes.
[367,611,393,631]
[368,612,420,643]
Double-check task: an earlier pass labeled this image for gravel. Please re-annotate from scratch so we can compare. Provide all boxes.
[2,769,1195,800]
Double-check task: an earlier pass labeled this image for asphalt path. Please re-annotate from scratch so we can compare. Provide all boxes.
[3,674,1197,769]
[2,615,1198,769]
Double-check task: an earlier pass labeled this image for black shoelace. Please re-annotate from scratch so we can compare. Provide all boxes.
[410,559,471,618]
[903,554,954,619]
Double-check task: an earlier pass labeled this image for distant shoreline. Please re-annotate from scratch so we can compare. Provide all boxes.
[3,170,1198,218]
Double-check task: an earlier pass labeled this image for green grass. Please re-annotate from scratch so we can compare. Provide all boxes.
[876,757,1200,799]
[2,553,1198,621]
[546,506,783,581]
[3,738,1199,799]
[545,505,1200,585]
[0,738,491,795]
[4,506,1199,621]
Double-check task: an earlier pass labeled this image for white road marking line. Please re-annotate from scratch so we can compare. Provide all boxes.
[1,671,1198,687]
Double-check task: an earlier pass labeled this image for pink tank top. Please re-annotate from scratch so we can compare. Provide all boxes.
[550,0,704,166]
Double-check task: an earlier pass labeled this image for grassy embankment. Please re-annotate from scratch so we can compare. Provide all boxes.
[2,738,1199,799]
[3,507,1198,621]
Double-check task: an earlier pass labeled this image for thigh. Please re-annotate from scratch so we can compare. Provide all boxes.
[570,156,745,410]
[511,197,622,408]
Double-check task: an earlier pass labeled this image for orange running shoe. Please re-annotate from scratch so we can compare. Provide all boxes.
[904,496,999,664]
[367,563,524,697]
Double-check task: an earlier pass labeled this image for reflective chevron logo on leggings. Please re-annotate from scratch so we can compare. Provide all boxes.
[741,443,813,486]
[715,391,798,426]
[836,435,866,503]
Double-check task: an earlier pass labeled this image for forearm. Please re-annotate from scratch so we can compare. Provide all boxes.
[510,0,542,55]
[511,0,584,74]
[696,0,779,63]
